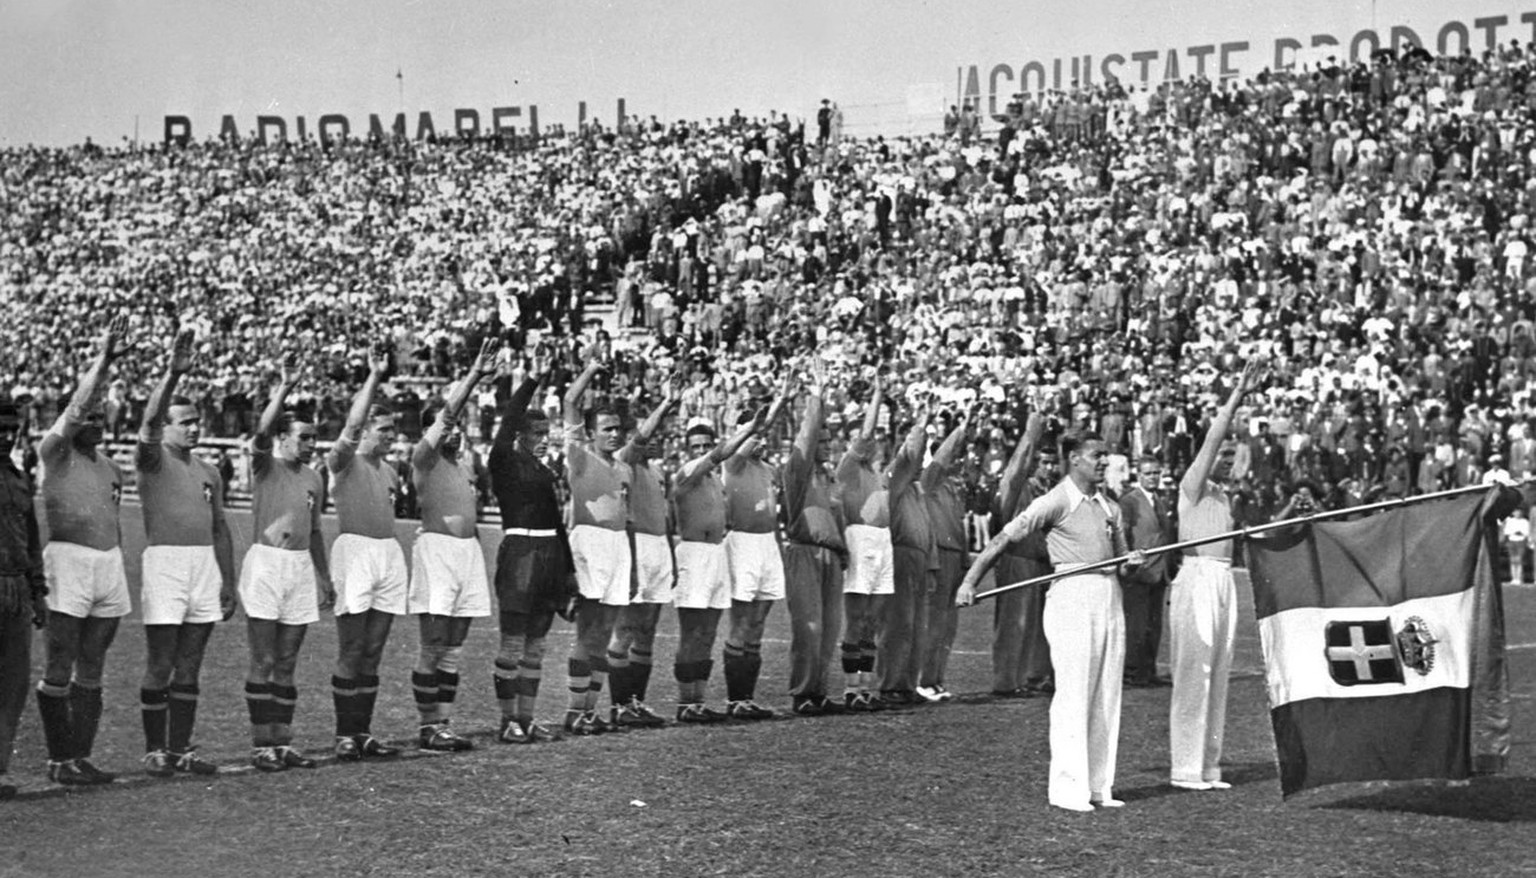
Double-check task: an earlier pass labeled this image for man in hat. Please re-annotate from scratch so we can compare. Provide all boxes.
[36,316,132,786]
[0,399,46,799]
[135,329,237,778]
[324,341,405,761]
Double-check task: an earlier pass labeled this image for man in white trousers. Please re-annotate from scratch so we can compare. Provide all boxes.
[958,430,1144,812]
[1167,361,1257,791]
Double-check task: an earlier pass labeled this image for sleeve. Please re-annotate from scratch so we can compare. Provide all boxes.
[492,377,539,452]
[327,429,359,474]
[135,439,163,474]
[1001,490,1061,543]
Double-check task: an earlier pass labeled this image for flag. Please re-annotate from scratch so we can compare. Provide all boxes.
[1245,488,1514,797]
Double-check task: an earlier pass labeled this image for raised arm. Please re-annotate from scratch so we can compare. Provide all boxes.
[255,352,303,447]
[857,372,884,443]
[563,354,604,430]
[996,410,1046,516]
[715,404,770,464]
[921,409,970,492]
[492,360,543,451]
[43,314,131,459]
[1180,360,1257,505]
[137,328,195,470]
[629,373,683,453]
[329,341,391,472]
[420,338,499,455]
[889,414,929,498]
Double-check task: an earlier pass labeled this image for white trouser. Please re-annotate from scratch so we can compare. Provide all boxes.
[1168,556,1238,785]
[1042,572,1124,809]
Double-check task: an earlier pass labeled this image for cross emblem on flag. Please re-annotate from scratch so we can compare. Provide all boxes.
[1324,620,1405,686]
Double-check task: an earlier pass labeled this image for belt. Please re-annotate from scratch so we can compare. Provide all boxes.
[1180,554,1232,566]
[503,527,558,538]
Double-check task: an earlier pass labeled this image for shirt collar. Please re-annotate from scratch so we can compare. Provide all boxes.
[1062,476,1108,512]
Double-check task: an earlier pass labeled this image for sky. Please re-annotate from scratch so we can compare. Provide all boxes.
[0,0,1512,146]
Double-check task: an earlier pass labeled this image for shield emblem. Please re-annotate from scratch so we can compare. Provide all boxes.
[1324,620,1404,686]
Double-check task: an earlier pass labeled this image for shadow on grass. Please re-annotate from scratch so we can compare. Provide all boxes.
[1117,760,1279,803]
[1319,777,1536,823]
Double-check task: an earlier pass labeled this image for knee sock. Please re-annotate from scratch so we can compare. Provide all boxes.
[858,640,877,691]
[332,676,361,738]
[587,653,608,712]
[244,681,274,747]
[515,659,542,724]
[140,687,170,753]
[494,659,520,724]
[36,682,74,762]
[356,675,379,735]
[841,642,862,695]
[630,648,654,702]
[674,659,713,705]
[168,684,200,753]
[68,682,104,760]
[271,685,297,746]
[607,648,632,706]
[723,642,750,703]
[435,671,459,722]
[744,643,763,701]
[411,671,440,726]
[567,658,591,713]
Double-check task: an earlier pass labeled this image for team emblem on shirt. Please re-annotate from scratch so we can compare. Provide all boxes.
[111,482,122,506]
[202,482,214,504]
[306,490,316,511]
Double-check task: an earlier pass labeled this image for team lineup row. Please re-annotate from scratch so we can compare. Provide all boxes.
[0,317,1250,811]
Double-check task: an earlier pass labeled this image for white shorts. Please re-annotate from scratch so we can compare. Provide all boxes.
[141,545,222,625]
[726,531,786,602]
[238,545,319,625]
[44,543,131,619]
[331,534,409,616]
[674,540,730,610]
[408,532,491,618]
[633,532,675,604]
[842,524,895,596]
[569,525,633,607]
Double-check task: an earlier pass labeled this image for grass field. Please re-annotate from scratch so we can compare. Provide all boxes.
[1,503,1534,877]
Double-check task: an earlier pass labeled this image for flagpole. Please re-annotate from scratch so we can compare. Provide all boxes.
[971,481,1509,603]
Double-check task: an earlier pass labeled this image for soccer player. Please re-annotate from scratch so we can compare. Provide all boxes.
[607,376,682,729]
[36,316,132,786]
[782,359,847,716]
[1167,362,1257,791]
[671,408,773,722]
[409,339,499,751]
[326,342,405,761]
[958,430,1145,812]
[242,353,333,772]
[720,377,791,719]
[836,373,894,711]
[489,361,573,744]
[915,410,971,702]
[561,354,634,735]
[989,412,1053,698]
[136,329,237,778]
[878,413,934,707]
[0,401,47,799]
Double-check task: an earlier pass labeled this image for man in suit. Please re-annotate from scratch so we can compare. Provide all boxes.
[1119,456,1173,687]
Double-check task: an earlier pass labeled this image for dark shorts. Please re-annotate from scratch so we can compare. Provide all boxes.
[494,535,575,616]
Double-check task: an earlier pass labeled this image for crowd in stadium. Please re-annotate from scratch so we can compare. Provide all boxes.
[2,39,1536,799]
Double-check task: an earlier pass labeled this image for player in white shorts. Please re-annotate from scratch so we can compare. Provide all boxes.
[561,354,634,735]
[241,353,334,773]
[36,316,132,787]
[607,379,681,730]
[671,408,775,723]
[409,340,499,752]
[135,328,237,778]
[325,342,408,761]
[835,373,895,710]
[721,377,791,720]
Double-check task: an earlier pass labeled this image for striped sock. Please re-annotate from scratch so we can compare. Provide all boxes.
[168,683,200,753]
[332,675,360,737]
[244,682,274,747]
[411,671,439,726]
[567,659,591,712]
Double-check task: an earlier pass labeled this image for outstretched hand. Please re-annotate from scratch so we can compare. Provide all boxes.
[100,314,134,362]
[471,338,501,376]
[368,340,392,376]
[168,328,196,375]
[278,350,305,387]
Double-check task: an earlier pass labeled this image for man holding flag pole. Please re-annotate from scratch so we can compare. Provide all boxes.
[957,430,1145,813]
